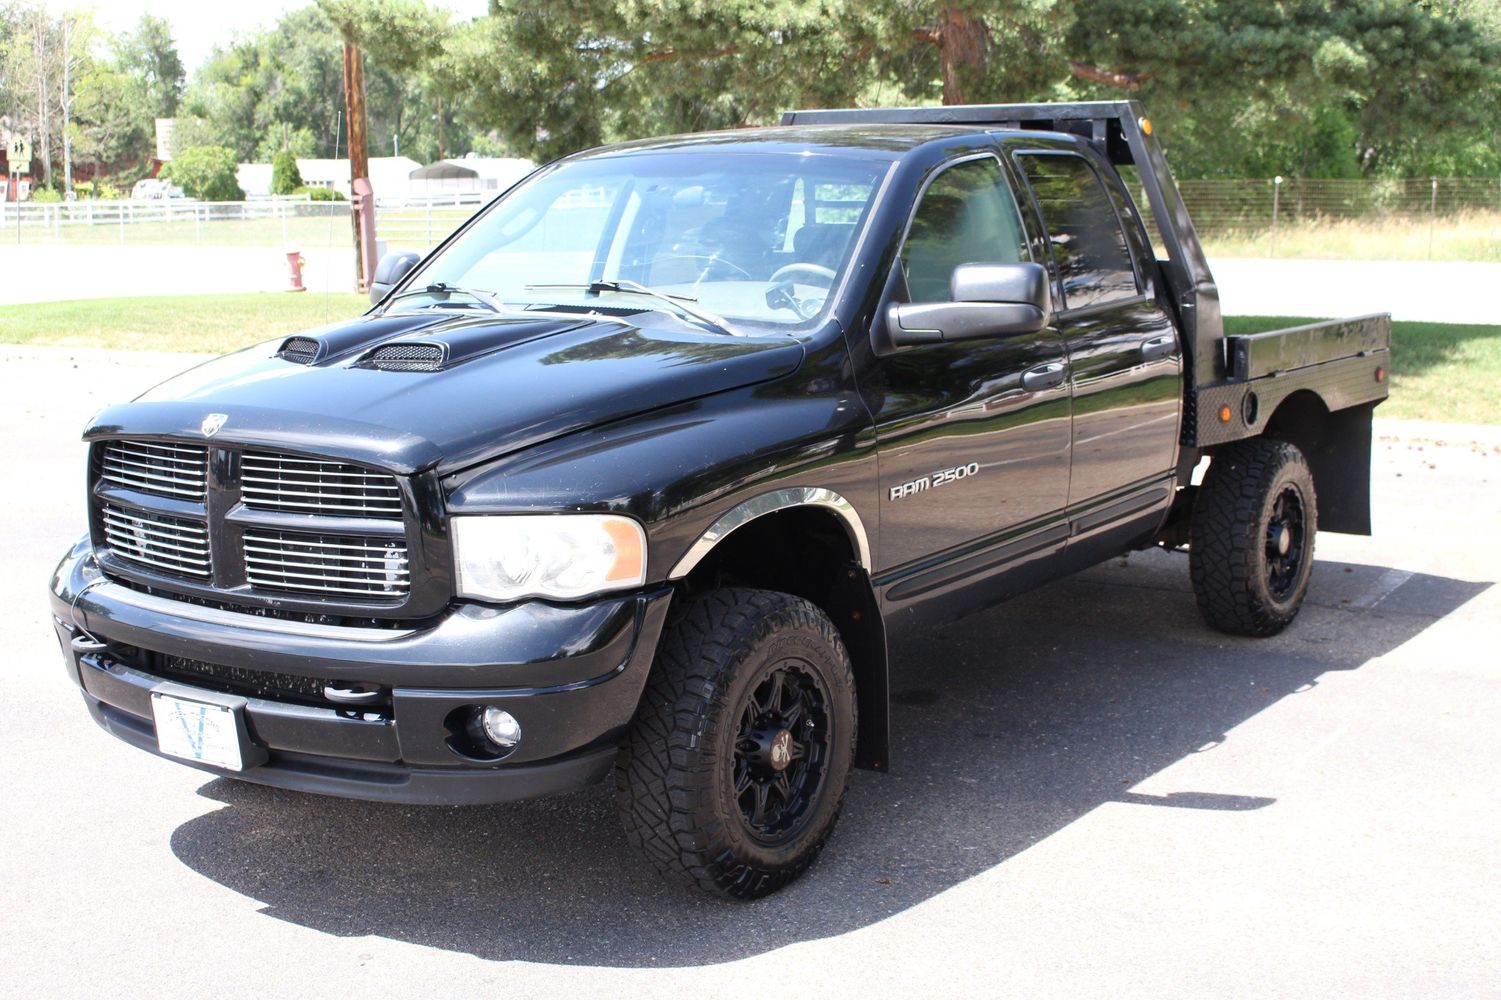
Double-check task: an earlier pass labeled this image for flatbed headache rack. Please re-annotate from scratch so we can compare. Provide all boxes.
[781,101,1391,452]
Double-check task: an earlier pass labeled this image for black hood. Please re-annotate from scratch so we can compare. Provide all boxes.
[85,310,806,473]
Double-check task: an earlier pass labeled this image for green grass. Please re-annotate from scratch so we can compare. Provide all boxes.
[0,293,369,353]
[1226,316,1501,424]
[1201,211,1501,262]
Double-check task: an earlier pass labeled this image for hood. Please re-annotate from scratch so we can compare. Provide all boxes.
[85,310,806,473]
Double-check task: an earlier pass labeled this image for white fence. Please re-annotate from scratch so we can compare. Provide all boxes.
[0,192,489,252]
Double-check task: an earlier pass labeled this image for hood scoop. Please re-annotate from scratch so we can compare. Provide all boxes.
[362,342,447,372]
[354,316,597,372]
[277,336,323,365]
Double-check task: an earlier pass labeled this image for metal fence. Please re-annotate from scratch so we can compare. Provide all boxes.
[1130,176,1501,259]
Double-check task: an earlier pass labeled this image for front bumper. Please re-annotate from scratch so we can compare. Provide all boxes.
[49,538,672,805]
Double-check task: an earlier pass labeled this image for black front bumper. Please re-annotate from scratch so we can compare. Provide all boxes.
[49,539,672,805]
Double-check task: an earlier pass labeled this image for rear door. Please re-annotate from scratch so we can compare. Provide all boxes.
[866,153,1071,609]
[1011,148,1181,531]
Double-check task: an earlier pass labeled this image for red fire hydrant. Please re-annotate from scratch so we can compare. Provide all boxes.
[285,248,306,292]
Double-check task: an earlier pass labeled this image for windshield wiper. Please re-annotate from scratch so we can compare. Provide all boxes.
[385,282,507,314]
[523,279,735,335]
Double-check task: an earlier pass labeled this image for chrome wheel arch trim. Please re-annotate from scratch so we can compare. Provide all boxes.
[667,487,872,579]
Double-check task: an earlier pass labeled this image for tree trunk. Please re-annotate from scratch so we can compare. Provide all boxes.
[436,95,445,161]
[61,17,73,196]
[939,7,989,106]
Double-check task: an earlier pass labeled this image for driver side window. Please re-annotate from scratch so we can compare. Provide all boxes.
[902,157,1028,304]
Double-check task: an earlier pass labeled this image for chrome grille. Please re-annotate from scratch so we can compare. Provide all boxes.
[243,530,410,598]
[99,441,207,500]
[101,504,211,579]
[240,451,403,518]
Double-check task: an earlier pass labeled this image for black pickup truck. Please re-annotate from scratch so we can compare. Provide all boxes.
[50,101,1389,899]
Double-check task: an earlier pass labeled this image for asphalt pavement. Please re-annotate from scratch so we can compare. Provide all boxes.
[2,347,1498,998]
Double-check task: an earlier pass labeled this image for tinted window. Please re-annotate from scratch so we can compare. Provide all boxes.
[901,158,1028,304]
[1017,153,1139,309]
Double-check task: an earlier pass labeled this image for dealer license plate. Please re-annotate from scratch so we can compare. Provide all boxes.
[150,692,245,771]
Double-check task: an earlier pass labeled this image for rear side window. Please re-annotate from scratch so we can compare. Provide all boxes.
[1016,153,1139,309]
[901,157,1028,304]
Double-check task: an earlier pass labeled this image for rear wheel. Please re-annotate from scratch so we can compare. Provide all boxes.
[1190,439,1318,637]
[615,587,856,899]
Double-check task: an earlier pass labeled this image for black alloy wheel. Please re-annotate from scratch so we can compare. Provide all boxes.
[732,662,832,842]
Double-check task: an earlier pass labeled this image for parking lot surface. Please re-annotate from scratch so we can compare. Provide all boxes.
[2,347,1497,998]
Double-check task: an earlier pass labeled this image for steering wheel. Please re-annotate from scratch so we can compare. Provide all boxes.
[769,262,837,285]
[765,262,837,320]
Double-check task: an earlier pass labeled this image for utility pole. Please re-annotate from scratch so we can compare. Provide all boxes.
[341,40,373,289]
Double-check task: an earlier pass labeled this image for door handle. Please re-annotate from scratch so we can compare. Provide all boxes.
[1021,362,1067,392]
[1140,335,1177,362]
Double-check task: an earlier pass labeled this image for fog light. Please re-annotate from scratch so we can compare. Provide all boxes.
[480,707,522,749]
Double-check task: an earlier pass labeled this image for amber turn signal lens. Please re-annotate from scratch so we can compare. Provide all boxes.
[1139,117,1153,135]
[1218,405,1233,423]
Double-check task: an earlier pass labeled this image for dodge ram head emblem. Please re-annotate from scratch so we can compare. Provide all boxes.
[200,413,228,437]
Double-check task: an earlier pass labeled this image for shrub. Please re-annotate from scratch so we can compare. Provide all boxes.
[294,185,346,202]
[29,186,62,203]
[271,151,304,195]
[163,146,245,201]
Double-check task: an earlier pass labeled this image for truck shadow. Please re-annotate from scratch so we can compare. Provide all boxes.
[169,551,1487,967]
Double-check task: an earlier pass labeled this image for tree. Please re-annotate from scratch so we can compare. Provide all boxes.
[163,145,244,200]
[114,14,183,119]
[271,149,303,193]
[68,60,151,178]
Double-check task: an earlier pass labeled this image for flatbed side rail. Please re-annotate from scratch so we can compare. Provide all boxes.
[1226,313,1391,383]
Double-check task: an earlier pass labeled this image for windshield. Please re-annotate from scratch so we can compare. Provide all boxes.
[399,150,892,331]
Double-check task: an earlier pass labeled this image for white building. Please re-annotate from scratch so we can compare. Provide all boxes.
[236,156,421,201]
[408,156,534,199]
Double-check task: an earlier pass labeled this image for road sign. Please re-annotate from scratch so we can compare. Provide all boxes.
[6,134,32,166]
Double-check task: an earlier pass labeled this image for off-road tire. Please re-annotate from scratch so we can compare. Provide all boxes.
[615,587,857,900]
[1191,438,1318,637]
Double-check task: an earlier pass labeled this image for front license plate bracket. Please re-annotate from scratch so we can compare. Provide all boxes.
[149,682,268,772]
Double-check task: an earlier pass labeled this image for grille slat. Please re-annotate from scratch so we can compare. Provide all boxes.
[240,451,403,519]
[100,441,207,500]
[243,529,410,599]
[101,505,211,579]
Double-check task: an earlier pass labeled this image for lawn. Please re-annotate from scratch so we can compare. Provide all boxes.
[0,293,369,353]
[1225,316,1501,424]
[1200,211,1501,262]
[1,295,1495,424]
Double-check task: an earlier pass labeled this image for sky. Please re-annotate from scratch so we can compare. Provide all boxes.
[43,0,492,73]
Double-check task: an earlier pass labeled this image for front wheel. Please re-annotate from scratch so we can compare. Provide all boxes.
[1190,439,1318,637]
[615,587,856,899]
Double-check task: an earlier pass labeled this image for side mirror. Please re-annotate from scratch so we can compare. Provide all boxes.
[369,251,421,305]
[885,261,1051,348]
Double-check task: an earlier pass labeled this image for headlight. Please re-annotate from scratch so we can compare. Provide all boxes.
[451,514,647,602]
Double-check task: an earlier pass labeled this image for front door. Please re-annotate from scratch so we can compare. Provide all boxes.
[866,154,1072,591]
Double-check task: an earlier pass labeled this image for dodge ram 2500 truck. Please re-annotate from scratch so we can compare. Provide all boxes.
[50,101,1390,899]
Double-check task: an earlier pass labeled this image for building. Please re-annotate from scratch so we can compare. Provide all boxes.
[236,156,421,201]
[408,156,534,199]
